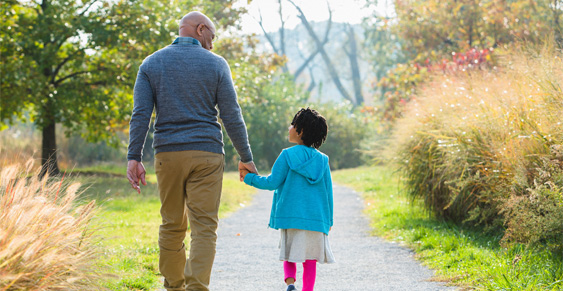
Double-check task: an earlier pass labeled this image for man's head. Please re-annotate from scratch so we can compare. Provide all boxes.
[179,11,217,50]
[291,108,328,149]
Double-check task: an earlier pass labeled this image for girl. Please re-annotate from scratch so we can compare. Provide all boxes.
[241,108,335,291]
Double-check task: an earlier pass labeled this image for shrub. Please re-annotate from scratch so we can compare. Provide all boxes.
[502,145,563,249]
[388,44,563,247]
[0,160,104,289]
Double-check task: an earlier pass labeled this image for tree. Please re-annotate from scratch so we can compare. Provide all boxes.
[0,0,245,176]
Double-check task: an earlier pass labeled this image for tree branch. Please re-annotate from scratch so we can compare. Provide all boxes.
[278,0,286,57]
[41,0,48,11]
[255,3,289,73]
[293,7,332,79]
[78,0,99,16]
[306,65,316,93]
[51,50,82,84]
[54,70,91,86]
[256,8,281,55]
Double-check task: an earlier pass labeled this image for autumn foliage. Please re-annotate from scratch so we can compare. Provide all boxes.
[378,47,495,123]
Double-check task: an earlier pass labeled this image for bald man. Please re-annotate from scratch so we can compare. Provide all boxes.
[127,11,258,291]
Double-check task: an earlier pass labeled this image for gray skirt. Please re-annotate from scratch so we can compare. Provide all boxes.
[279,228,336,264]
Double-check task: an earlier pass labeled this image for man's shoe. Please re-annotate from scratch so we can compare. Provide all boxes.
[286,284,298,291]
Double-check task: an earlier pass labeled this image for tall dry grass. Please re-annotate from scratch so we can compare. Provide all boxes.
[0,160,105,290]
[389,43,563,247]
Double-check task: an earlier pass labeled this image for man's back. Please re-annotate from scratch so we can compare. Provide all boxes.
[128,37,252,163]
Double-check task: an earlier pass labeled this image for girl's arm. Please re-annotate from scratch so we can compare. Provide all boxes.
[243,150,289,190]
[326,167,334,228]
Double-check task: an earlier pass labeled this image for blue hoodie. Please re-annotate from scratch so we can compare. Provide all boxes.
[244,145,333,235]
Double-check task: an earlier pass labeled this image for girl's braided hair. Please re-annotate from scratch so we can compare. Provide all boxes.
[291,108,328,149]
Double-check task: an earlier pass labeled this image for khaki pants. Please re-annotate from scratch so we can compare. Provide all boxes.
[155,151,225,291]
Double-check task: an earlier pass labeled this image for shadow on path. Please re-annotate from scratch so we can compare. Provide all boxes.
[210,184,458,290]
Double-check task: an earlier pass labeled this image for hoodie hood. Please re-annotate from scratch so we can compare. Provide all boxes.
[286,145,329,184]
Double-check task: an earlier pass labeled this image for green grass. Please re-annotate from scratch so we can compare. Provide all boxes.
[332,166,563,290]
[72,167,255,290]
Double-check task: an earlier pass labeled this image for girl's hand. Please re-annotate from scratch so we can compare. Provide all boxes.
[240,169,250,181]
[238,161,258,181]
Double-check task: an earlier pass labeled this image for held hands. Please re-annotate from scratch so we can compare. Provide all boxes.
[127,160,147,194]
[238,161,258,182]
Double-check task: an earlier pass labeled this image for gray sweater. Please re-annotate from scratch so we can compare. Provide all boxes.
[127,37,252,162]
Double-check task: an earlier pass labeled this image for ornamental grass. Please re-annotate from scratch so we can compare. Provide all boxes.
[389,43,563,248]
[0,160,105,290]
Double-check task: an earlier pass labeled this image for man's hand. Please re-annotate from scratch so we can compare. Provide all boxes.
[238,161,258,182]
[127,160,147,194]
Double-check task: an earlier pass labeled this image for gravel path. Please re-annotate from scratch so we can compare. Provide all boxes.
[210,184,457,290]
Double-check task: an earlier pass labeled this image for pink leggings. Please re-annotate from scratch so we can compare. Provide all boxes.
[284,260,317,291]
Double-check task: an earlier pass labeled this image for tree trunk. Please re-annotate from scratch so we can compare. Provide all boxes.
[40,120,60,177]
[345,24,364,105]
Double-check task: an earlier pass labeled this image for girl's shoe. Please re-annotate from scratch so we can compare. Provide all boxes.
[286,284,298,291]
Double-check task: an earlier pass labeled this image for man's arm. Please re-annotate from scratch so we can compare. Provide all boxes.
[127,63,154,193]
[215,57,254,164]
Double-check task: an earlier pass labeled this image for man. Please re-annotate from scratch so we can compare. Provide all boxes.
[126,11,258,291]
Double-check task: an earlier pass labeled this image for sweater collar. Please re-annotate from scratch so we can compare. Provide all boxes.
[171,37,201,47]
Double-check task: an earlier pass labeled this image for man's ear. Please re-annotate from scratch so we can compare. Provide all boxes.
[197,23,205,36]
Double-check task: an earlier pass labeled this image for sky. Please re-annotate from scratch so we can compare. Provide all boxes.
[234,0,394,35]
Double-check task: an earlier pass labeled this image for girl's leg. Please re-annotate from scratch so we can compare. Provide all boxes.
[302,260,317,291]
[283,261,297,285]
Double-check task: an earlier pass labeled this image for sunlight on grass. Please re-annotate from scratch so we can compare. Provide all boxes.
[73,169,256,290]
[333,166,563,290]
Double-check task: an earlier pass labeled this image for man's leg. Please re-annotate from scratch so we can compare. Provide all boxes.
[184,151,224,291]
[156,151,191,290]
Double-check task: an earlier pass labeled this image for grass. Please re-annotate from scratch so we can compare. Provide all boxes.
[71,165,256,290]
[332,166,563,290]
[0,161,104,290]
